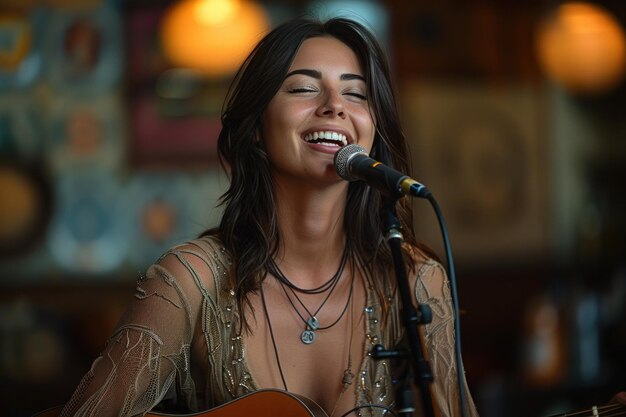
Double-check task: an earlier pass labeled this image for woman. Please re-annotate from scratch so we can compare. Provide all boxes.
[59,17,479,417]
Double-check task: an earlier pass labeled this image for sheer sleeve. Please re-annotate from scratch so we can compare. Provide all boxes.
[59,246,208,417]
[411,251,480,417]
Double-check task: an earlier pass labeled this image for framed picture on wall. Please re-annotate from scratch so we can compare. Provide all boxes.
[44,2,122,94]
[403,82,551,266]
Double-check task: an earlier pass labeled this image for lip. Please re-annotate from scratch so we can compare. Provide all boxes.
[301,126,353,145]
[304,141,344,155]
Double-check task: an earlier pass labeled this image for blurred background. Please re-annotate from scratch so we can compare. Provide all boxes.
[0,0,625,415]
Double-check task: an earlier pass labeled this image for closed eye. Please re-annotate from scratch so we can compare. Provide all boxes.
[345,92,367,100]
[288,87,317,93]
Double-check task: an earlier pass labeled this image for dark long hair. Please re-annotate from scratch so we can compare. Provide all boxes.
[203,17,417,324]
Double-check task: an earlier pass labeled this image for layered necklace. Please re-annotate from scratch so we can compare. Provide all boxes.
[266,245,352,345]
[260,252,358,415]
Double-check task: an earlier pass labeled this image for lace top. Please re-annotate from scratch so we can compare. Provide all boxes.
[59,235,478,417]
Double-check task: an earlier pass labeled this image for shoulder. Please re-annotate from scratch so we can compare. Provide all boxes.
[148,234,233,297]
[402,243,448,301]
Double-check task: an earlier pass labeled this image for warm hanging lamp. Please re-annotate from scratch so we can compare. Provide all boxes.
[160,0,269,77]
[536,1,626,94]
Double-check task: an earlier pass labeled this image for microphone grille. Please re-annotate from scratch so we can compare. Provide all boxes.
[334,144,366,181]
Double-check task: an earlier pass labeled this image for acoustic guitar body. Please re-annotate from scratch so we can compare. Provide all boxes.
[33,389,329,417]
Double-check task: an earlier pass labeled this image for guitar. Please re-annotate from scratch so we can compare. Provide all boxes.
[547,402,625,417]
[33,389,626,417]
[33,389,328,417]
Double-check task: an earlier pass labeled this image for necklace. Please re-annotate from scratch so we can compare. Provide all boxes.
[329,288,357,417]
[259,269,357,417]
[279,269,354,344]
[260,284,288,391]
[268,247,351,344]
[268,245,350,294]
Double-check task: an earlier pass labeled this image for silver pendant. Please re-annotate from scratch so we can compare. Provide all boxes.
[307,316,319,330]
[301,329,316,344]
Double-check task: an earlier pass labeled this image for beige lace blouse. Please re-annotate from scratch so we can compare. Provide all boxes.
[59,236,478,417]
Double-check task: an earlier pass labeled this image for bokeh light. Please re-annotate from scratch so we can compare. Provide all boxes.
[536,1,626,94]
[160,0,269,77]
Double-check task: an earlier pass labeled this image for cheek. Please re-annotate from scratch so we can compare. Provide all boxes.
[262,100,302,136]
[355,111,377,150]
[260,105,300,166]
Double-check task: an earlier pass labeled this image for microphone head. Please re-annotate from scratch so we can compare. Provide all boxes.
[334,144,366,181]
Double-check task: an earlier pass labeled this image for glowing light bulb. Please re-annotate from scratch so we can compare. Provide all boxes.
[161,0,269,77]
[194,0,240,26]
[536,2,626,94]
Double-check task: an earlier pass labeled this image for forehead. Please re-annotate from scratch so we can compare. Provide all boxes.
[289,36,363,74]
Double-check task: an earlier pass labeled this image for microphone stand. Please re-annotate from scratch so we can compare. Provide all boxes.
[371,202,436,417]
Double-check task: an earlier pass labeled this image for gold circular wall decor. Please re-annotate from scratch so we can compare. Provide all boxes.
[0,160,52,258]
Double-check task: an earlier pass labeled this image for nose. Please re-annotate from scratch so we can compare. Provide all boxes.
[316,90,346,119]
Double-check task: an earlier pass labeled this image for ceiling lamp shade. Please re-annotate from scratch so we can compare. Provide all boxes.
[536,2,626,95]
[160,0,269,77]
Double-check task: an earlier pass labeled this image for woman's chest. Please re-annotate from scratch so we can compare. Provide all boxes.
[240,278,371,416]
[191,273,395,416]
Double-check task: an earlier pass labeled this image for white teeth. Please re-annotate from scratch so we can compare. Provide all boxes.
[304,131,348,146]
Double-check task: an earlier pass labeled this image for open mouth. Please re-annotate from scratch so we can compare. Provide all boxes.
[303,131,348,147]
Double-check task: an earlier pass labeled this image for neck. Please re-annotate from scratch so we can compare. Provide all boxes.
[272,176,349,285]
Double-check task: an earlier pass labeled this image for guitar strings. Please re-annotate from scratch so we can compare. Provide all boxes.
[552,403,626,417]
[339,404,399,417]
[340,400,626,417]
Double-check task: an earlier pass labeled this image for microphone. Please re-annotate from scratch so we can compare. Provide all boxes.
[334,144,431,199]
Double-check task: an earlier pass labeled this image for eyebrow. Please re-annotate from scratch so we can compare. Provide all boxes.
[285,69,365,82]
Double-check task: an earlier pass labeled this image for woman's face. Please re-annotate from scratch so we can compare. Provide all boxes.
[261,36,376,183]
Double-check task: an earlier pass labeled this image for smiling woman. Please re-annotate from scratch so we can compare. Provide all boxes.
[55,17,479,417]
[262,36,375,183]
